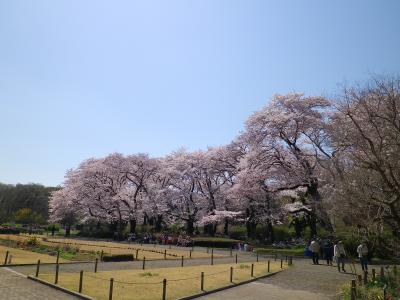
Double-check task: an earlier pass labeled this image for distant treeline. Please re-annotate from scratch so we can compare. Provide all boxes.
[0,183,58,224]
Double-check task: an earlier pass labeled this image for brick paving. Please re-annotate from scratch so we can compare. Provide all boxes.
[0,267,78,300]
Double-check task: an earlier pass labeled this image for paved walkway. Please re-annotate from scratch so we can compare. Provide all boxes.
[0,267,78,300]
[197,259,360,300]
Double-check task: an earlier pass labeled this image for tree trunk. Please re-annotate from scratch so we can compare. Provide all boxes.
[186,218,194,236]
[224,219,229,236]
[265,221,274,243]
[155,215,163,232]
[246,220,257,239]
[130,219,137,234]
[143,214,148,226]
[65,225,71,237]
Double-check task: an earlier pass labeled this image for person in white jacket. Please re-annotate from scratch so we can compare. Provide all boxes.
[334,240,346,272]
[357,241,369,271]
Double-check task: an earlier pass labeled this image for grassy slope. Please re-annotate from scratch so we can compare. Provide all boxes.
[38,261,285,300]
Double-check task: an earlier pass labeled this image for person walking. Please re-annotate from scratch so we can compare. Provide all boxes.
[334,240,346,272]
[357,241,369,272]
[309,238,320,265]
[322,239,334,266]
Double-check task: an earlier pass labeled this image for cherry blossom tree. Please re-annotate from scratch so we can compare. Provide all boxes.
[244,93,334,236]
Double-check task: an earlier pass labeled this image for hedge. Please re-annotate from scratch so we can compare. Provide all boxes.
[102,254,134,262]
[0,227,21,234]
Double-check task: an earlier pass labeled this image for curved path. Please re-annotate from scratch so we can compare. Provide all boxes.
[197,259,359,300]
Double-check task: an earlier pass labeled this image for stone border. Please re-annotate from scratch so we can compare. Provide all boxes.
[179,270,282,300]
[27,275,95,300]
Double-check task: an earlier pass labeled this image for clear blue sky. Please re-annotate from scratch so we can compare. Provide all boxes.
[1,1,399,186]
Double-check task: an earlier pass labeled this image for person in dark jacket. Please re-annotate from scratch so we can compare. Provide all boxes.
[322,239,334,266]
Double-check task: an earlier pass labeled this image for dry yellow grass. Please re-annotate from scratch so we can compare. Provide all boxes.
[0,234,223,260]
[0,245,68,265]
[38,261,285,300]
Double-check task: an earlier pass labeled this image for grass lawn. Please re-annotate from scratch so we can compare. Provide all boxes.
[38,261,285,300]
[0,234,223,261]
[0,245,68,265]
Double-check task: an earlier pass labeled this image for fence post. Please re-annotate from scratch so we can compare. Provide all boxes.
[289,256,293,266]
[94,258,98,273]
[235,253,238,264]
[3,251,9,265]
[285,255,288,262]
[211,249,214,266]
[201,272,204,291]
[350,280,356,300]
[357,274,362,286]
[230,267,233,283]
[35,260,41,277]
[100,250,104,261]
[190,250,192,259]
[164,250,167,260]
[136,249,139,260]
[142,257,146,270]
[108,278,114,300]
[372,269,376,281]
[251,264,254,277]
[363,271,368,285]
[380,267,384,278]
[55,263,59,284]
[162,278,167,300]
[181,256,184,267]
[280,259,283,269]
[79,271,83,293]
[256,252,259,262]
[56,250,60,264]
[268,260,270,273]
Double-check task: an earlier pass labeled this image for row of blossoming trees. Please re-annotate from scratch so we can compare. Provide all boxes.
[50,77,400,241]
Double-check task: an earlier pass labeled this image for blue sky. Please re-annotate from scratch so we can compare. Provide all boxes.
[1,1,399,186]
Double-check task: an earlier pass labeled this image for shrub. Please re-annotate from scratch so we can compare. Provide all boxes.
[0,226,21,234]
[272,226,293,241]
[139,272,159,277]
[228,226,247,240]
[46,224,60,232]
[102,254,134,262]
[26,237,38,246]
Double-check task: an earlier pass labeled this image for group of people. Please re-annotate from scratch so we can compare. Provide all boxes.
[157,233,193,247]
[308,238,369,272]
[235,242,253,252]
